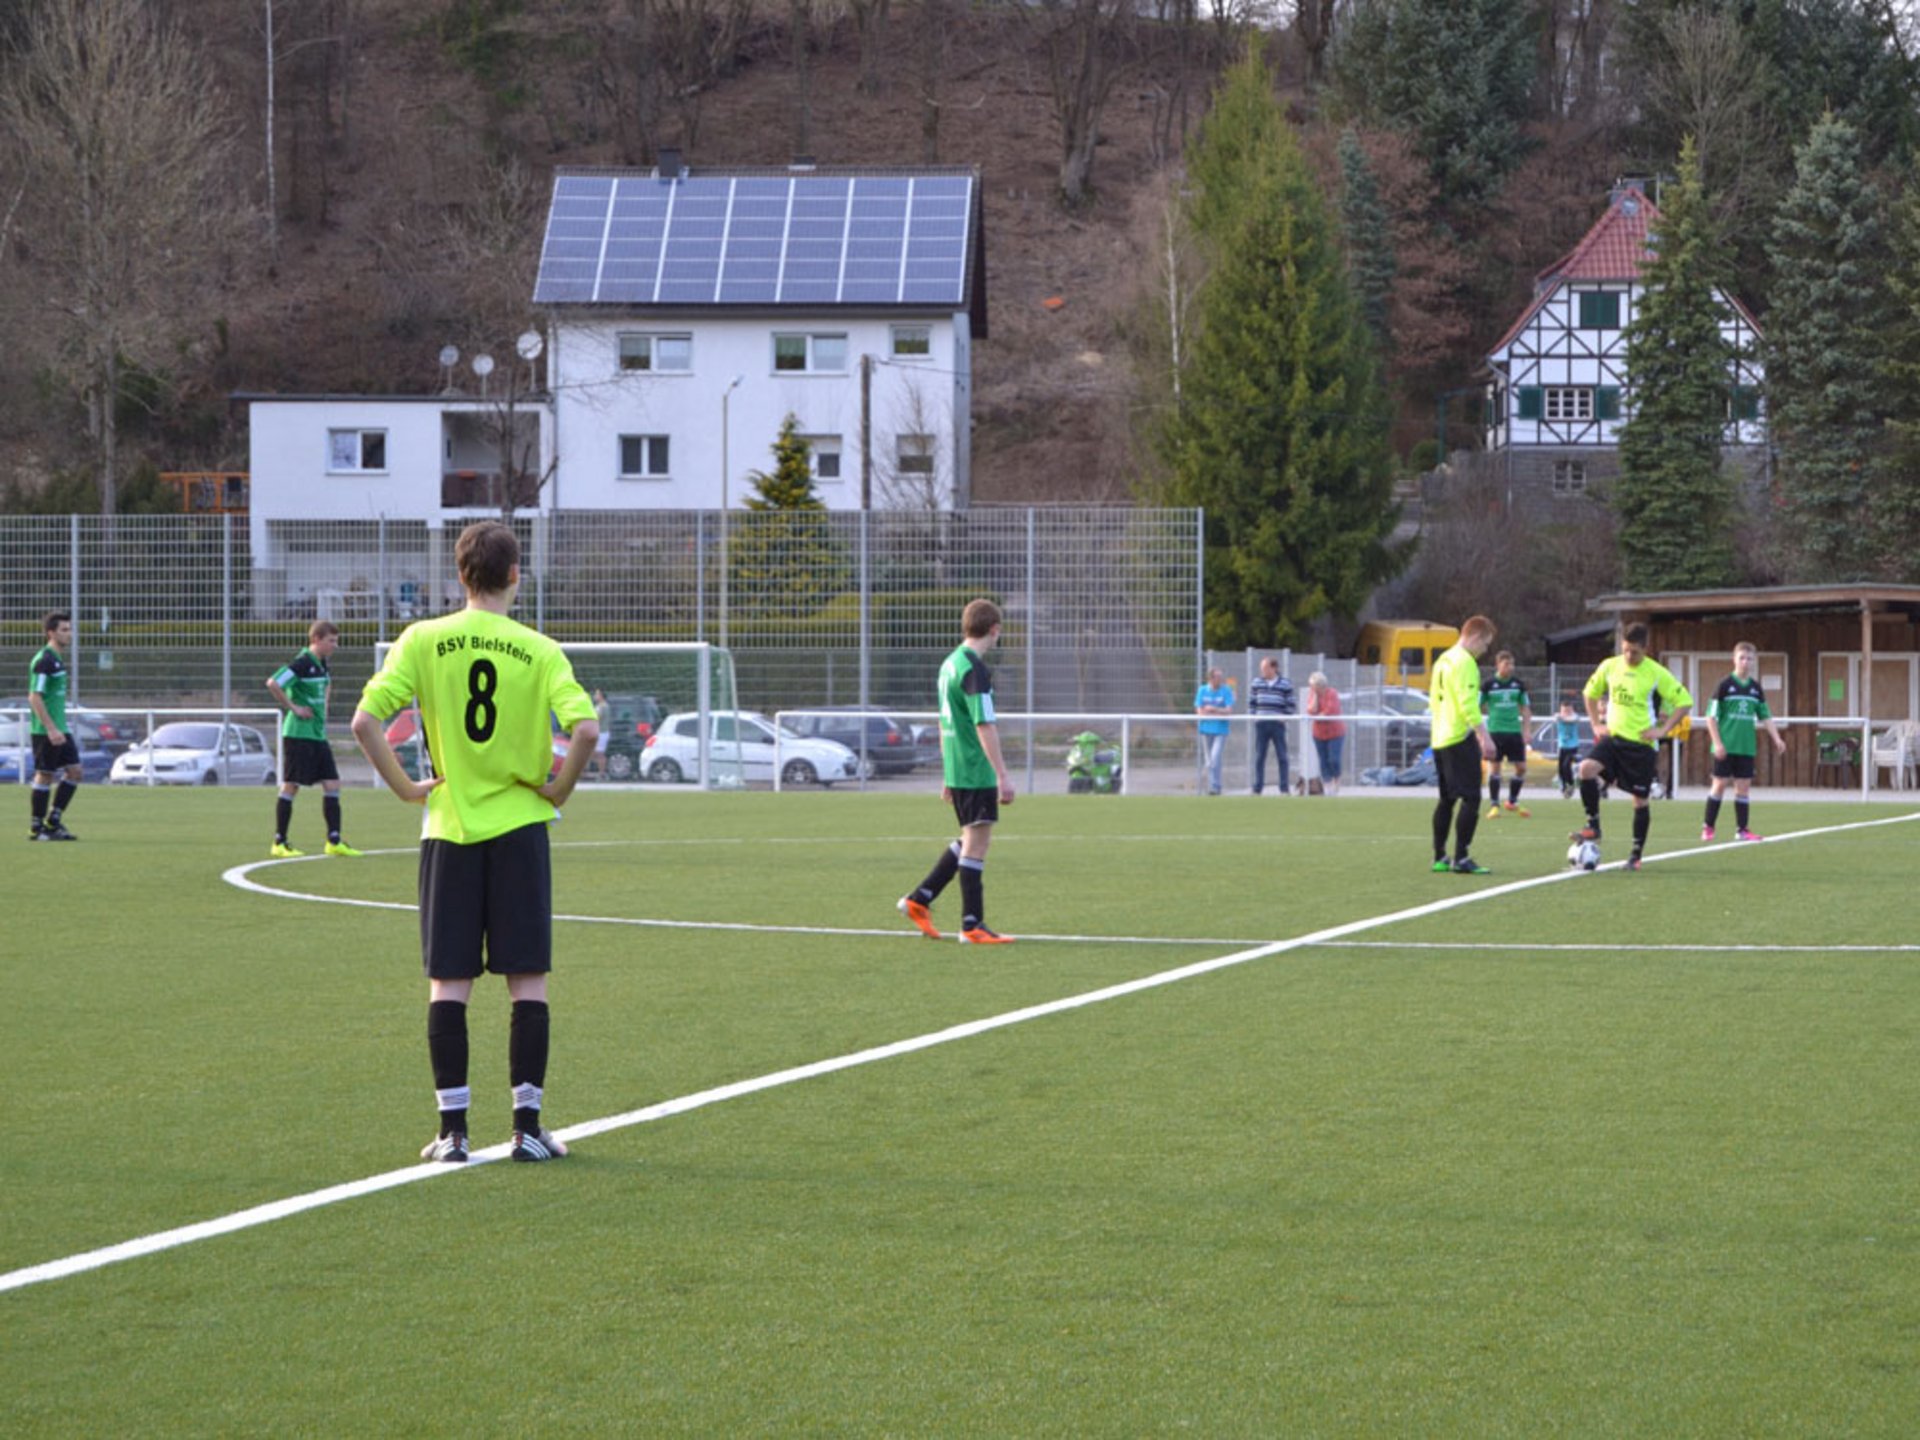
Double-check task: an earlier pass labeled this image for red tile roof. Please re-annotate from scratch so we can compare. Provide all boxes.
[1537,187,1661,284]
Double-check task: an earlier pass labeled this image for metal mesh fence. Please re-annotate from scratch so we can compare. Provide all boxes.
[0,510,1202,724]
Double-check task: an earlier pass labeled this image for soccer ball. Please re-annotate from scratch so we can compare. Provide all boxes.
[1566,839,1601,871]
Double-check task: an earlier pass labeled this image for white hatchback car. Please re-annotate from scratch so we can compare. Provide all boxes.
[641,710,859,787]
[110,721,280,786]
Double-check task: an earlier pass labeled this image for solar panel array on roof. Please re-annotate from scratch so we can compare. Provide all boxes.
[533,172,975,308]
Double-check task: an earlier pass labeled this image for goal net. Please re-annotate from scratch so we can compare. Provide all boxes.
[369,639,741,789]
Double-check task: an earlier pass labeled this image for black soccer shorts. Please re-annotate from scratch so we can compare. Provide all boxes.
[1588,735,1658,799]
[1711,752,1757,781]
[418,821,553,979]
[948,784,1000,828]
[282,737,340,786]
[31,733,80,772]
[1489,731,1528,766]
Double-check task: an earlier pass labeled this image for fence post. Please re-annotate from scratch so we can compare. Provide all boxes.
[222,517,234,707]
[858,509,872,791]
[377,515,388,646]
[69,515,81,701]
[1026,507,1037,794]
[695,512,706,643]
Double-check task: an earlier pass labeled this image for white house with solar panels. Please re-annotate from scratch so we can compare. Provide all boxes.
[241,159,986,595]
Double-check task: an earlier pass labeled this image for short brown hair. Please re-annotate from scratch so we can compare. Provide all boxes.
[1461,615,1495,642]
[456,521,519,595]
[1495,649,1514,664]
[43,610,70,634]
[309,619,339,642]
[1622,622,1650,648]
[961,598,1002,639]
[1734,640,1758,657]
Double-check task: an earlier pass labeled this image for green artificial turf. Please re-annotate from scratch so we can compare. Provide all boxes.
[4,785,1919,1435]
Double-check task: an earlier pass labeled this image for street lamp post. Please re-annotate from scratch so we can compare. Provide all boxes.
[719,374,744,649]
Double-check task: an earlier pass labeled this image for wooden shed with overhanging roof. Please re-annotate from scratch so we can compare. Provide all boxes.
[1583,584,1920,790]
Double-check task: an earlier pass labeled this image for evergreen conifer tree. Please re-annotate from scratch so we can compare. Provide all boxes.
[1875,177,1920,580]
[1338,129,1395,356]
[732,413,849,615]
[1613,139,1739,590]
[1766,111,1890,581]
[1155,56,1399,648]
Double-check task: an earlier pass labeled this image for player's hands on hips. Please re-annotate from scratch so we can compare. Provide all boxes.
[393,775,443,804]
[293,704,314,719]
[532,777,574,807]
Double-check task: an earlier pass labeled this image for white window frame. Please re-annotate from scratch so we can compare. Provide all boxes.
[1551,460,1588,497]
[896,433,936,476]
[772,332,849,374]
[890,324,933,360]
[1545,388,1593,422]
[617,434,672,480]
[805,434,844,484]
[327,429,388,474]
[616,332,693,373]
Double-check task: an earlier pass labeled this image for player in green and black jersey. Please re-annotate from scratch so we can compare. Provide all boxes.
[1574,623,1692,871]
[266,619,359,858]
[26,610,80,841]
[354,521,598,1164]
[1702,641,1786,842]
[1480,650,1534,818]
[898,598,1016,944]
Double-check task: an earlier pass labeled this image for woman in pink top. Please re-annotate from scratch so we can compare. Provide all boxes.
[1305,671,1346,794]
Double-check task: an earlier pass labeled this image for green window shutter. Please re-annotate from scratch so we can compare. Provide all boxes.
[1733,385,1761,421]
[1517,387,1543,420]
[1595,386,1621,420]
[1578,292,1620,329]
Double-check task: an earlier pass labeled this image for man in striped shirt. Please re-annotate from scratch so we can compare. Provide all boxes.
[1248,656,1296,795]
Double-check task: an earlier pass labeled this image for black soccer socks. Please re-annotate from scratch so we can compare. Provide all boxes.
[510,1000,551,1135]
[275,796,294,845]
[914,840,962,905]
[322,794,342,844]
[958,856,986,931]
[428,999,470,1136]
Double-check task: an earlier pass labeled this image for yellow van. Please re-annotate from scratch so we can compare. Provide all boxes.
[1353,620,1460,691]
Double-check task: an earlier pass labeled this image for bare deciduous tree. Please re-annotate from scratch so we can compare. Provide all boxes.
[1643,8,1777,238]
[2,0,239,514]
[1022,0,1136,208]
[877,377,953,510]
[848,0,891,94]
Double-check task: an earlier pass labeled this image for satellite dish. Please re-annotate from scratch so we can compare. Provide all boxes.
[472,354,495,377]
[516,331,544,361]
[438,345,460,368]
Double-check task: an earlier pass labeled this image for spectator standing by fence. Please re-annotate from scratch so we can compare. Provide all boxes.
[1306,672,1346,795]
[1194,668,1236,796]
[1248,657,1295,796]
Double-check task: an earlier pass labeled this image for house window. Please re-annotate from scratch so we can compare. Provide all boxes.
[1552,461,1589,497]
[897,434,935,475]
[1517,387,1542,420]
[617,333,693,372]
[618,435,671,479]
[1578,291,1620,329]
[891,325,932,359]
[805,435,843,483]
[1595,386,1622,420]
[328,429,387,473]
[1545,388,1593,422]
[773,333,848,373]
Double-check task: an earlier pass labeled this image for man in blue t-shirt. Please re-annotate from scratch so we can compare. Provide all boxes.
[1194,667,1235,796]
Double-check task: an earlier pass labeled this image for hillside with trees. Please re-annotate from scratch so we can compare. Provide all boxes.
[4,1,1920,645]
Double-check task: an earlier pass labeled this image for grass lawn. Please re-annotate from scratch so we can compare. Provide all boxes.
[4,784,1919,1436]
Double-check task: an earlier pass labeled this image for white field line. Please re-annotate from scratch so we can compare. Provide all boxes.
[1321,941,1920,954]
[5,810,1917,1297]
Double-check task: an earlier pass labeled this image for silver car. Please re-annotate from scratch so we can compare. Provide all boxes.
[109,721,280,786]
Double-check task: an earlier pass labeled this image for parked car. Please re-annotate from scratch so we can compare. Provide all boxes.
[109,721,278,785]
[783,707,925,774]
[0,717,114,783]
[0,699,143,757]
[598,693,664,780]
[1348,685,1433,768]
[641,710,860,786]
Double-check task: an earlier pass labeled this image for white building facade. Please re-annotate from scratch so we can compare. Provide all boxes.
[243,163,986,603]
[1481,182,1765,506]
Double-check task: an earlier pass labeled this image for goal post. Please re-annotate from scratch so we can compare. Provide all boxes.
[369,639,740,789]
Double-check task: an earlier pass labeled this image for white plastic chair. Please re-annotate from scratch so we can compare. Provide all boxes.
[1870,721,1920,791]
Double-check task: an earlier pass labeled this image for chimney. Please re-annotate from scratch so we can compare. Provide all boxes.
[656,147,685,179]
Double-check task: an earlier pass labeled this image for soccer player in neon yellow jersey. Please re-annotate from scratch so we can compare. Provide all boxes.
[1428,615,1498,874]
[352,521,599,1164]
[897,597,1017,943]
[1574,623,1691,872]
